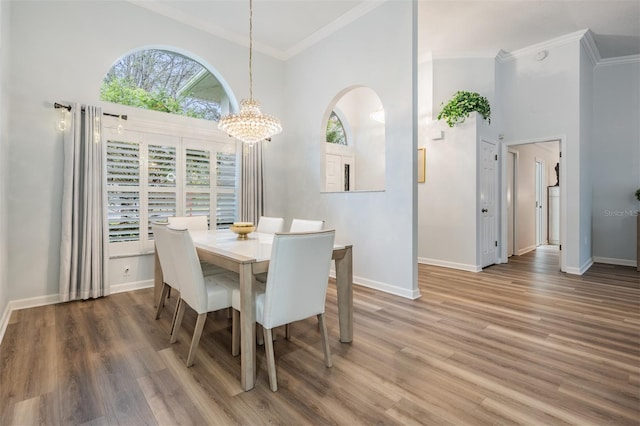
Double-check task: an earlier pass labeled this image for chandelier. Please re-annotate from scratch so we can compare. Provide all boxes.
[218,0,282,144]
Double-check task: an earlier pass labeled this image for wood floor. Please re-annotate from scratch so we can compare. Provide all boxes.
[1,248,639,425]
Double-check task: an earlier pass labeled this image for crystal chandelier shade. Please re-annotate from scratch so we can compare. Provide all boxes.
[218,0,282,144]
[218,99,282,144]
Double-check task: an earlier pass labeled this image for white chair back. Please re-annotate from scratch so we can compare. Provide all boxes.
[256,216,285,234]
[289,218,324,232]
[165,226,209,314]
[168,215,208,232]
[152,222,179,290]
[261,230,335,329]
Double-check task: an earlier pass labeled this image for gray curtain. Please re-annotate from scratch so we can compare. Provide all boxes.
[240,143,264,224]
[59,104,109,302]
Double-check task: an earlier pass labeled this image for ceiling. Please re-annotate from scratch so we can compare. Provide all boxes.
[130,0,640,60]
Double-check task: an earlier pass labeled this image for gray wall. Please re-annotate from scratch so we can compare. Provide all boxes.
[0,0,10,324]
[6,0,284,302]
[270,1,418,298]
[592,61,640,264]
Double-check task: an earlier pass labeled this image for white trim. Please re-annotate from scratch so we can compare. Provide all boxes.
[0,302,12,347]
[418,257,482,273]
[517,245,537,256]
[286,1,387,59]
[566,257,594,275]
[593,257,637,268]
[596,55,640,67]
[329,271,421,300]
[110,279,154,294]
[496,29,588,63]
[580,29,600,66]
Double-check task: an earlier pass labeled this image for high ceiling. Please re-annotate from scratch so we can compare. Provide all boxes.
[130,0,640,60]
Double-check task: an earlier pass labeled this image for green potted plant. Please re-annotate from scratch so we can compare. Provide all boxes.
[437,91,491,127]
[635,188,640,202]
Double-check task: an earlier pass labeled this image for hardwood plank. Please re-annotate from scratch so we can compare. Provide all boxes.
[0,247,638,425]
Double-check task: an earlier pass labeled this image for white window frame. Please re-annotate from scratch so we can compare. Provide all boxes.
[104,109,238,257]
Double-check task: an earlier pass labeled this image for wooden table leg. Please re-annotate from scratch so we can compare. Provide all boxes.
[335,245,353,343]
[239,262,256,391]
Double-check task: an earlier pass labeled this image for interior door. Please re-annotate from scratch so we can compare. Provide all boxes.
[535,160,544,246]
[480,139,498,268]
[325,154,342,192]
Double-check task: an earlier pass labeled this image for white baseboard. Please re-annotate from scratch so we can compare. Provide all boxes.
[566,257,594,275]
[517,245,537,256]
[110,279,154,294]
[593,257,637,268]
[0,302,12,348]
[418,257,482,273]
[329,271,421,300]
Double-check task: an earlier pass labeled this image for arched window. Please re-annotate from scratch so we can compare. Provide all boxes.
[100,49,230,121]
[326,111,348,145]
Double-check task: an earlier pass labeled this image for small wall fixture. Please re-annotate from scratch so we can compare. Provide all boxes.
[535,50,548,61]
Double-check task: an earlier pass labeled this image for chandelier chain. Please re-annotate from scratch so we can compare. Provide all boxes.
[249,0,253,100]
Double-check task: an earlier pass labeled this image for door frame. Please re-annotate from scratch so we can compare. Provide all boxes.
[499,136,566,272]
[479,138,499,268]
[507,149,519,257]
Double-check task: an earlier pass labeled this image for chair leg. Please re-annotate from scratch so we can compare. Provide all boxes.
[263,327,278,392]
[318,314,332,368]
[155,283,170,320]
[256,324,264,345]
[285,324,291,340]
[231,309,240,356]
[170,299,182,336]
[170,299,186,344]
[186,313,207,367]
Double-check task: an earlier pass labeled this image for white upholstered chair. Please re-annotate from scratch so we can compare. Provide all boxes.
[232,230,336,391]
[289,218,324,232]
[256,216,285,234]
[152,222,181,332]
[168,215,225,276]
[168,215,208,231]
[166,226,239,367]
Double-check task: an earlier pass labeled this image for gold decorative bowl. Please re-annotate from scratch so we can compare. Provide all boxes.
[230,222,255,240]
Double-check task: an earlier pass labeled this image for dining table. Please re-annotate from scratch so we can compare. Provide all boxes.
[153,229,353,391]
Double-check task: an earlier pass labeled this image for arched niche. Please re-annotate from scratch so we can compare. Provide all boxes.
[321,86,385,192]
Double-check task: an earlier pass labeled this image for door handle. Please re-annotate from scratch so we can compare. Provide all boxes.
[481,208,488,213]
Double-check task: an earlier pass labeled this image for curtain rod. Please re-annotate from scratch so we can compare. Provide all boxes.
[54,102,128,120]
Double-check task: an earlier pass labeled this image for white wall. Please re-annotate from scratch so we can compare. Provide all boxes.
[269,1,418,298]
[498,36,585,272]
[418,56,496,271]
[509,142,560,254]
[579,43,594,270]
[0,0,10,326]
[418,114,481,271]
[592,60,640,265]
[7,1,285,302]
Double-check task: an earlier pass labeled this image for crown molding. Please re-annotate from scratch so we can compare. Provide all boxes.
[496,29,589,63]
[128,0,289,60]
[596,54,640,67]
[128,0,387,61]
[285,1,387,59]
[580,29,600,66]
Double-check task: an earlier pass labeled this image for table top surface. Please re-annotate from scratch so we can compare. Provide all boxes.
[190,229,346,264]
